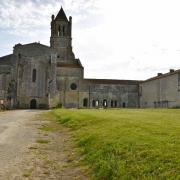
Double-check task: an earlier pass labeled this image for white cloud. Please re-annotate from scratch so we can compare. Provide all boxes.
[0,0,180,80]
[73,0,180,79]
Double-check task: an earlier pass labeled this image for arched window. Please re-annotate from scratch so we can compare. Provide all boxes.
[83,98,88,107]
[62,26,65,36]
[32,69,36,82]
[111,100,113,107]
[18,53,21,59]
[114,100,117,107]
[58,25,61,36]
[103,99,107,107]
[95,100,99,107]
[92,100,96,107]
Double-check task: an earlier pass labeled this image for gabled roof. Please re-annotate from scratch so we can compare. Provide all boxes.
[142,68,180,83]
[55,7,68,22]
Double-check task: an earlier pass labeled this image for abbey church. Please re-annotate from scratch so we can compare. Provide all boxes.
[0,7,180,109]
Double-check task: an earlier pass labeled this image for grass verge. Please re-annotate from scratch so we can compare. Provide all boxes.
[51,108,180,179]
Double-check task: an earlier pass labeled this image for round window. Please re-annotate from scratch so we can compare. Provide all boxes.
[70,83,77,90]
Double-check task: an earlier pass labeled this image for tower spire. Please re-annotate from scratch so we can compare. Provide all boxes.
[50,7,75,62]
[55,6,68,21]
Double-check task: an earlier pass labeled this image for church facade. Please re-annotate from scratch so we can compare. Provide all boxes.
[0,7,180,109]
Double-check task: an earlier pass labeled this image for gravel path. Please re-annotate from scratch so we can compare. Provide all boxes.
[0,110,45,179]
[0,110,88,180]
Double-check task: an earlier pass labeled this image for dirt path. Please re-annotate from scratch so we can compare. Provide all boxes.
[0,110,88,180]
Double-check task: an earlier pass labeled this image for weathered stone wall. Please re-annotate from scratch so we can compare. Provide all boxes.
[140,72,180,108]
[57,78,139,108]
[2,7,180,110]
[14,43,57,109]
[56,66,84,78]
[80,81,139,108]
[0,71,11,107]
[18,96,48,109]
[0,58,14,108]
[13,43,53,57]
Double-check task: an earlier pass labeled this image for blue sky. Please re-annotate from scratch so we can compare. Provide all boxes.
[0,0,180,80]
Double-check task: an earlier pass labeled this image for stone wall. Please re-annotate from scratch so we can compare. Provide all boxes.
[140,72,180,108]
[14,43,57,109]
[2,7,180,110]
[57,78,139,108]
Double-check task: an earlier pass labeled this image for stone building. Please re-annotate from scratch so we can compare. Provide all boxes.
[139,70,180,108]
[0,7,179,109]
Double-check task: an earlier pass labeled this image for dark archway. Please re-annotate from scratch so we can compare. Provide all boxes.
[103,99,108,108]
[92,100,96,107]
[95,100,99,107]
[83,98,88,107]
[111,100,114,107]
[30,99,37,109]
[114,100,117,107]
[122,102,126,108]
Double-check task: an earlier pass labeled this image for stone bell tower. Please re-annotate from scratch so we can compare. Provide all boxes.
[50,7,75,62]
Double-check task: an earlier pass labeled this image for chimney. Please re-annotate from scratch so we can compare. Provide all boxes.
[169,69,175,73]
[157,73,162,76]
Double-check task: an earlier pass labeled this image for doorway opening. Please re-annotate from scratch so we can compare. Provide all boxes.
[83,98,88,107]
[103,99,108,108]
[30,99,37,109]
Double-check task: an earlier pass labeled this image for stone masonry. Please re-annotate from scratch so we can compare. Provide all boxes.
[0,7,179,109]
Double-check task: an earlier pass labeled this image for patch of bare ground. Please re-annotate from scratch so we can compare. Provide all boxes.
[22,112,89,180]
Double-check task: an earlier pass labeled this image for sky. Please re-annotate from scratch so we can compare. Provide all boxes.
[0,0,180,80]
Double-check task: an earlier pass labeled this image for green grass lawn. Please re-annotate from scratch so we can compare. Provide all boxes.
[51,109,180,179]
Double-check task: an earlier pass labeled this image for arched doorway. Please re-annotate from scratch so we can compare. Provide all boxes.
[103,99,108,108]
[114,100,117,107]
[92,100,96,107]
[122,102,126,108]
[111,100,114,107]
[30,99,37,109]
[83,98,88,107]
